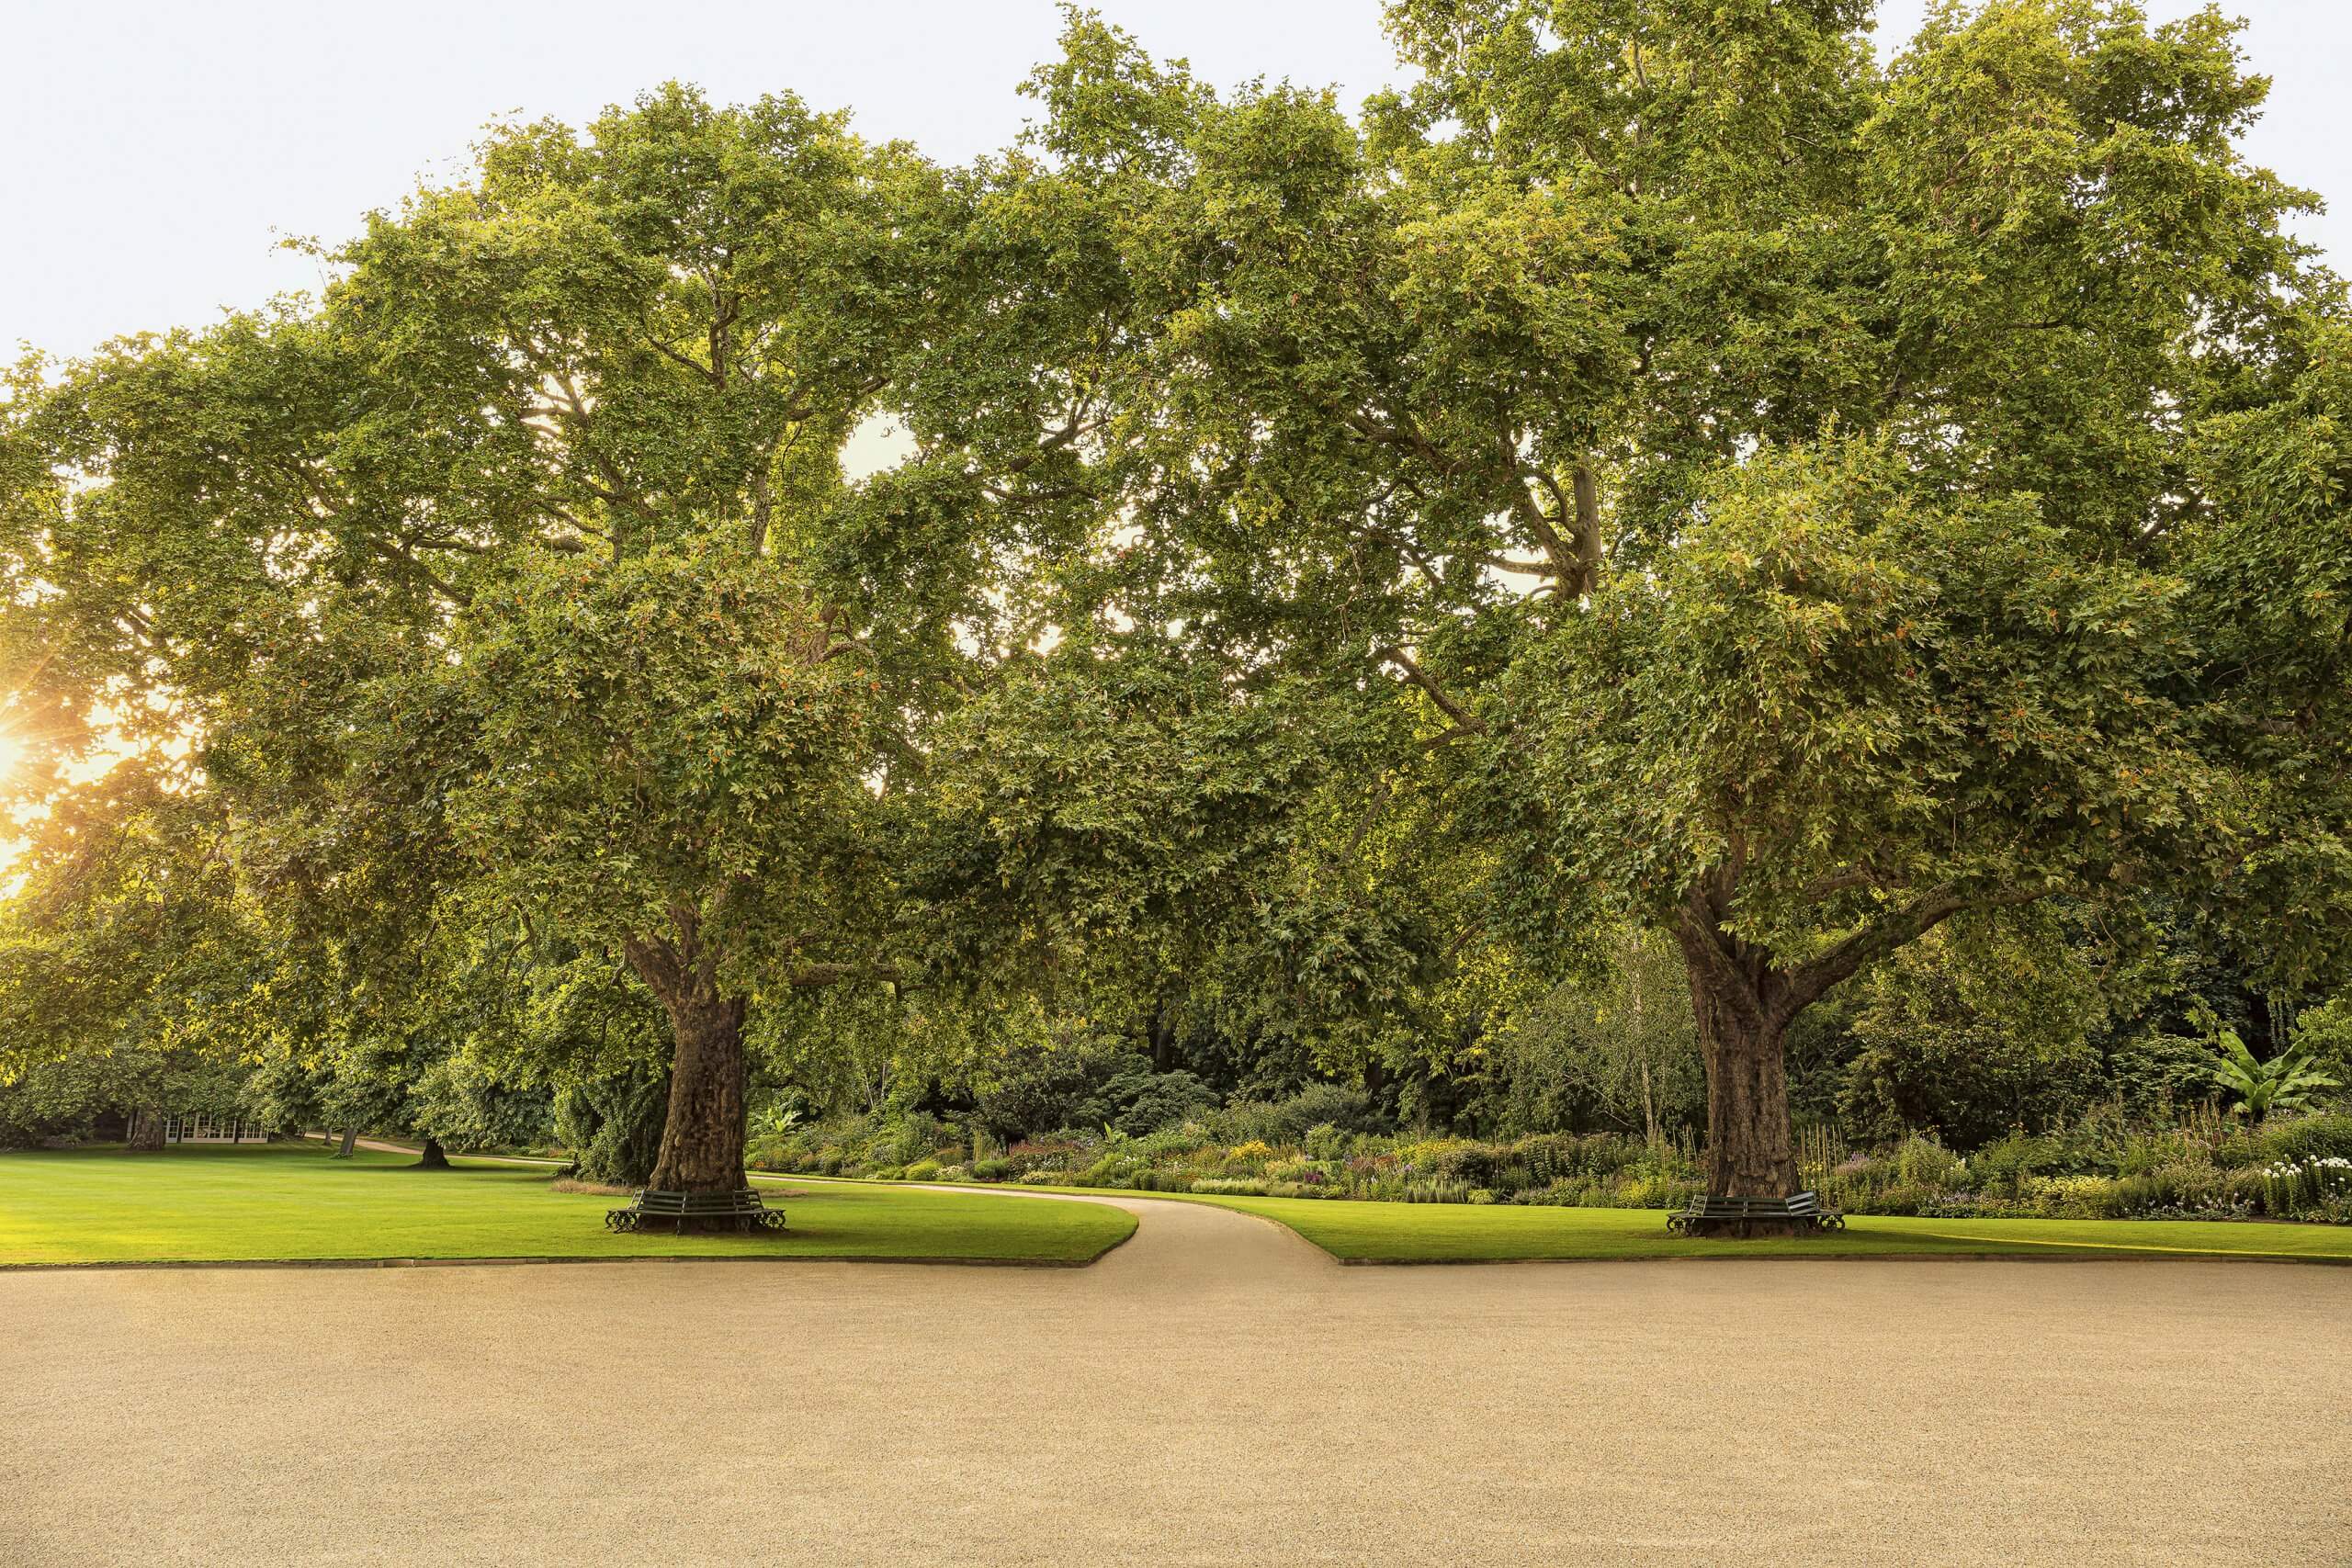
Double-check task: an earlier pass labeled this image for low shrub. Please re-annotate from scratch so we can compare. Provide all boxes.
[1304,1122,1351,1161]
[886,1114,945,1167]
[1215,1084,1383,1148]
[1616,1173,1702,1211]
[1266,1180,1337,1199]
[1006,1138,1089,1176]
[2252,1113,2352,1168]
[1964,1133,2062,1196]
[1859,1182,1933,1216]
[1080,1152,1156,1189]
[2022,1174,2121,1219]
[1191,1177,1269,1196]
[1894,1135,1965,1190]
[1134,1124,1206,1160]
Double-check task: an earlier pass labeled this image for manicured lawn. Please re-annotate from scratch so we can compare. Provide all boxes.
[1201,1195,2352,1262]
[873,1179,2352,1263]
[0,1144,1134,1267]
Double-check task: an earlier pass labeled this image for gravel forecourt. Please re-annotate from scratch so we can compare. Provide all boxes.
[5,1190,2346,1566]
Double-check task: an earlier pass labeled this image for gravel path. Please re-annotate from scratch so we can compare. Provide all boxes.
[4,1191,2346,1566]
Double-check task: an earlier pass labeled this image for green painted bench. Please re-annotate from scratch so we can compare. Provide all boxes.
[1667,1190,1845,1234]
[605,1187,786,1234]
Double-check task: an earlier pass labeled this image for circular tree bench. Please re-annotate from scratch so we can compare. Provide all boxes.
[1667,1190,1845,1235]
[606,1188,786,1234]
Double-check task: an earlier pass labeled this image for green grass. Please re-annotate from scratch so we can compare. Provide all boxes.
[1204,1196,2352,1262]
[19,1144,2335,1269]
[869,1179,2352,1263]
[0,1144,1134,1267]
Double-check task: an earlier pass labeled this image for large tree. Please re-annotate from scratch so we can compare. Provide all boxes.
[968,2,2352,1224]
[0,86,1011,1205]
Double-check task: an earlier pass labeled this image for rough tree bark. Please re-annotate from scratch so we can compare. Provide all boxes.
[335,1125,359,1158]
[1674,881,1804,1234]
[1688,982,1799,1208]
[643,987,749,1196]
[626,910,752,1221]
[415,1138,450,1168]
[125,1105,165,1152]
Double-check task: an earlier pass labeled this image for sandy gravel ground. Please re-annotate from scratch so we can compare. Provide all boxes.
[4,1192,2346,1567]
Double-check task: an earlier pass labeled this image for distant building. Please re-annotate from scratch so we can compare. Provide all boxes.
[159,1113,269,1144]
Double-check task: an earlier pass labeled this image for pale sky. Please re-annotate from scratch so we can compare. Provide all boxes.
[1,1,2346,362]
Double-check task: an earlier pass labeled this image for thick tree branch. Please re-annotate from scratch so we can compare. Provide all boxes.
[1780,885,2049,1019]
[1673,890,1770,1039]
[620,932,688,1000]
[1505,481,1579,583]
[1376,646,1485,735]
[1798,867,1897,904]
[1569,463,1603,593]
[642,330,722,386]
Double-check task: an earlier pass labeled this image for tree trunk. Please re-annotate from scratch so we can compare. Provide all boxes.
[415,1138,450,1169]
[1148,1000,1175,1074]
[1683,959,1804,1237]
[336,1125,359,1158]
[644,983,750,1204]
[1637,1057,1659,1151]
[126,1105,165,1152]
[1630,957,1660,1149]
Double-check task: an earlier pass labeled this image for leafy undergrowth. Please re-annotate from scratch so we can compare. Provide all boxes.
[755,1107,2352,1224]
[0,1145,1133,1267]
[864,1178,2352,1263]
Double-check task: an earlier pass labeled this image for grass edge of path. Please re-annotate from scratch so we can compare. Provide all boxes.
[785,1174,2352,1266]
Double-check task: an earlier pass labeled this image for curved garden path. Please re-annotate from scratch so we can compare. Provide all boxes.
[3,1189,2345,1565]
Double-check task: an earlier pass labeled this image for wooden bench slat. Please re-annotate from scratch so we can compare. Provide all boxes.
[605,1187,786,1234]
[1666,1190,1845,1233]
